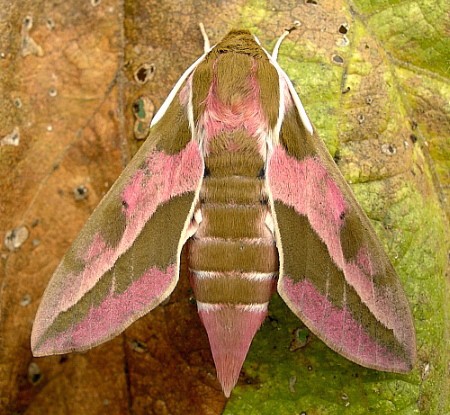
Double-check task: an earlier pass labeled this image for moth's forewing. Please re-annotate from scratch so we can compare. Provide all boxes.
[31,63,204,356]
[267,63,416,372]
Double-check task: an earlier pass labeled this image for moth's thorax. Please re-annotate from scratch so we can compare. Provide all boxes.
[191,39,280,158]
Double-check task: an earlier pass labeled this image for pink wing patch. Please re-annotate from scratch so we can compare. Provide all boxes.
[32,140,204,354]
[34,264,176,356]
[269,145,347,262]
[268,142,415,371]
[120,140,203,249]
[281,278,411,372]
[268,145,402,333]
[36,141,202,330]
[122,142,202,217]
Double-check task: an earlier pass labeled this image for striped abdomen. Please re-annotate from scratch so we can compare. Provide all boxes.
[186,44,282,396]
[187,130,279,395]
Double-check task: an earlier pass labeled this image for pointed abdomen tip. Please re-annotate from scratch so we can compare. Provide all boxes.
[197,303,268,397]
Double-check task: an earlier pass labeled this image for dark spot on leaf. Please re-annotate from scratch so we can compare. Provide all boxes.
[342,86,350,94]
[73,185,88,201]
[20,294,31,306]
[410,134,418,143]
[136,68,148,82]
[357,114,365,124]
[132,101,141,115]
[30,373,41,384]
[289,327,310,351]
[333,150,341,163]
[122,200,128,209]
[381,143,397,156]
[244,376,258,385]
[332,54,344,65]
[267,314,279,328]
[28,362,42,385]
[4,226,29,251]
[59,355,69,363]
[340,211,345,220]
[134,63,155,84]
[23,16,33,29]
[365,96,373,105]
[305,0,317,4]
[14,98,22,108]
[46,18,55,30]
[338,24,348,34]
[130,339,148,353]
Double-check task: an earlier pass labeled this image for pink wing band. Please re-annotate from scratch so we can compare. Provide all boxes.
[34,264,176,356]
[269,145,347,263]
[268,145,402,334]
[39,142,202,327]
[281,277,411,372]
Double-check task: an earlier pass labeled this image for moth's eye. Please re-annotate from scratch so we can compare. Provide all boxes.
[203,166,211,177]
[257,167,265,178]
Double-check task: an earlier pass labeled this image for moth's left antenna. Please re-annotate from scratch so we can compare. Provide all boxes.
[272,21,301,61]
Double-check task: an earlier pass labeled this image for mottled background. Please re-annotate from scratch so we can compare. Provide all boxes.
[0,0,448,414]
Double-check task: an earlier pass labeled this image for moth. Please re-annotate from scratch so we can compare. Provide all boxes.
[32,26,416,397]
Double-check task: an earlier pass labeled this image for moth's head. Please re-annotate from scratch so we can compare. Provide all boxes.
[212,29,265,58]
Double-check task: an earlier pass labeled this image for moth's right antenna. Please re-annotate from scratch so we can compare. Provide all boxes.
[199,23,211,53]
[272,21,301,61]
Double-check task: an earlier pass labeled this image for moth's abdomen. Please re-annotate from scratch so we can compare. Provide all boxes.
[189,175,278,305]
[187,133,278,396]
[188,136,279,303]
